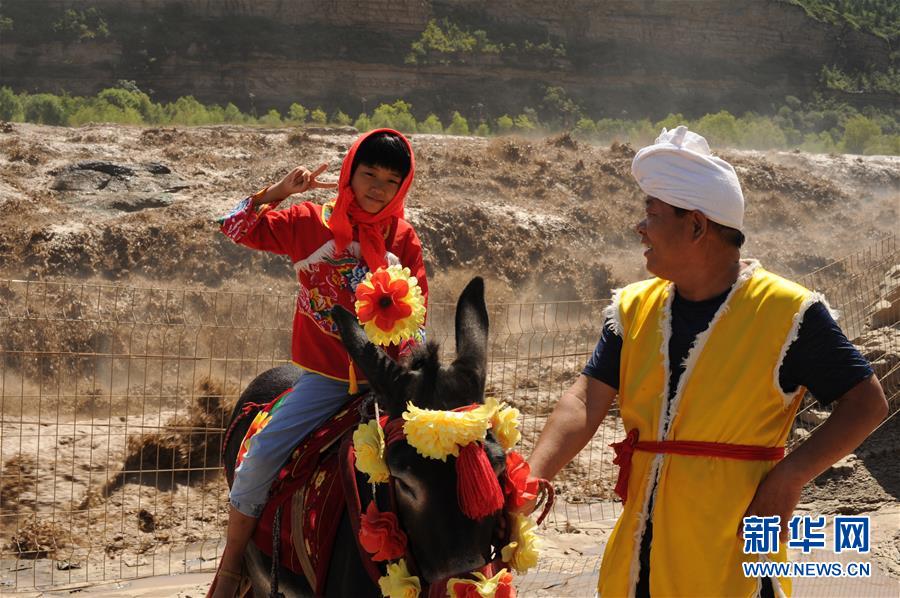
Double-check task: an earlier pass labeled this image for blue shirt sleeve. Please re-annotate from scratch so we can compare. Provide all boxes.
[779,302,874,406]
[582,320,622,390]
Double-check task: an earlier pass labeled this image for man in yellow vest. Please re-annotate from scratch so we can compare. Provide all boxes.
[527,126,888,597]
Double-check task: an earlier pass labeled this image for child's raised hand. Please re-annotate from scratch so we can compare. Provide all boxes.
[283,163,338,195]
[258,164,338,204]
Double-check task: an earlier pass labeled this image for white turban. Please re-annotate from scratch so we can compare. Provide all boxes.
[631,126,745,231]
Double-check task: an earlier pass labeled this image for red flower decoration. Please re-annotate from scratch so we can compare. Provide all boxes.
[449,582,480,598]
[496,571,516,598]
[355,269,413,332]
[448,570,516,598]
[358,502,407,561]
[504,451,539,510]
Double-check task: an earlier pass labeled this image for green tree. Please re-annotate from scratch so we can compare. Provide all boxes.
[97,87,161,122]
[354,113,373,132]
[446,111,470,135]
[418,113,444,134]
[573,117,597,139]
[51,8,109,43]
[0,87,23,121]
[167,96,211,125]
[594,118,629,141]
[654,113,686,132]
[370,100,417,133]
[287,103,308,124]
[0,16,13,32]
[24,94,67,125]
[259,109,283,126]
[738,115,787,150]
[541,86,581,128]
[310,107,327,125]
[496,114,514,134]
[694,110,741,147]
[799,131,838,154]
[474,122,491,136]
[513,113,537,132]
[864,134,900,155]
[332,110,352,126]
[223,103,246,124]
[629,119,656,146]
[842,115,881,154]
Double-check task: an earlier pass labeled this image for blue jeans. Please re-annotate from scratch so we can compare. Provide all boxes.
[229,371,360,517]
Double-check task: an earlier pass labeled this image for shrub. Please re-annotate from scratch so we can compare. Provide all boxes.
[496,114,514,134]
[738,115,787,150]
[694,110,741,147]
[51,8,109,43]
[354,113,373,132]
[841,115,881,154]
[331,110,352,126]
[418,113,444,134]
[474,123,491,137]
[864,134,900,155]
[223,102,246,124]
[0,87,23,121]
[370,100,417,133]
[573,117,597,139]
[446,111,469,135]
[654,113,687,132]
[799,131,838,153]
[258,109,283,127]
[310,107,327,125]
[594,118,629,142]
[96,87,161,122]
[513,113,537,132]
[287,103,308,124]
[166,96,213,125]
[24,94,67,125]
[628,119,656,146]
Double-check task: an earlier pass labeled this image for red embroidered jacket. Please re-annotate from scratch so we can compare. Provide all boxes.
[221,199,428,383]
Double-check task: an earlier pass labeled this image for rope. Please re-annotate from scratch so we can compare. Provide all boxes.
[269,504,285,598]
[535,478,556,526]
[221,401,267,466]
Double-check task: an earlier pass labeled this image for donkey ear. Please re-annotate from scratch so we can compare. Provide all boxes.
[332,306,411,413]
[451,277,489,393]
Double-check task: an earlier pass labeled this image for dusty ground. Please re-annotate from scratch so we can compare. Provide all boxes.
[0,123,898,595]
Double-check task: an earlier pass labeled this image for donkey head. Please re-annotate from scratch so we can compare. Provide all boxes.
[333,277,506,583]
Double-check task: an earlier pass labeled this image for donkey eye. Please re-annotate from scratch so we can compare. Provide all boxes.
[394,477,415,497]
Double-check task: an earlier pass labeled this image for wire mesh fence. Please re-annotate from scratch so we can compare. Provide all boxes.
[0,233,897,592]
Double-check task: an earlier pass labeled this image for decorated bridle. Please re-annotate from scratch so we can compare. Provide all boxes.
[346,267,553,597]
[351,397,553,598]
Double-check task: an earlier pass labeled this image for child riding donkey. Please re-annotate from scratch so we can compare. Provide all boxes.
[210,129,428,597]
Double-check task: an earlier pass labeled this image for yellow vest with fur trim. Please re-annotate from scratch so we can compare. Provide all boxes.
[598,263,818,598]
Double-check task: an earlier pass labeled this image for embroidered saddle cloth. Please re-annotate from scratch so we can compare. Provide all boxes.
[235,393,368,594]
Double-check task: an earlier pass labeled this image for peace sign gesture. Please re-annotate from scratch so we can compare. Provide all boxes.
[255,164,338,205]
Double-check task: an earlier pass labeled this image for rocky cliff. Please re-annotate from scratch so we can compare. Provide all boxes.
[0,0,893,118]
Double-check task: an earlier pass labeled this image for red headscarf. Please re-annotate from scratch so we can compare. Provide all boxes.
[327,128,415,271]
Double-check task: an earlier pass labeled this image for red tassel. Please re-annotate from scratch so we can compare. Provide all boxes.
[456,442,504,520]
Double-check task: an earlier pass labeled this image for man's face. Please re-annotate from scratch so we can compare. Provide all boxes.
[350,163,403,214]
[636,197,694,280]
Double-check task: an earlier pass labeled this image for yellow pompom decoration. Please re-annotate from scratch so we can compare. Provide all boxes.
[491,404,521,451]
[353,420,389,484]
[354,265,426,347]
[402,398,499,461]
[500,513,541,574]
[377,559,421,598]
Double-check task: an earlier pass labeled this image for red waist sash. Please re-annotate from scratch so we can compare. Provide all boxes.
[611,428,785,504]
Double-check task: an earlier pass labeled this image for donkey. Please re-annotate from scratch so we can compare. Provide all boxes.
[220,278,509,596]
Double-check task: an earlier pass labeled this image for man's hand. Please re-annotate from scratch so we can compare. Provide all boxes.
[254,163,337,205]
[739,375,886,543]
[739,463,804,542]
